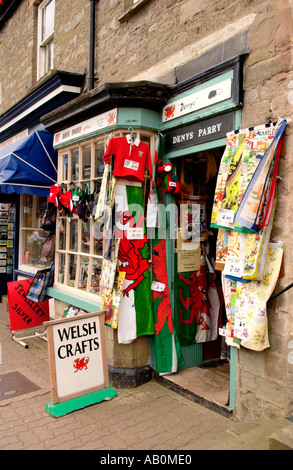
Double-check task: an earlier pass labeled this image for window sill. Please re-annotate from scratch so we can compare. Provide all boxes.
[118,0,152,23]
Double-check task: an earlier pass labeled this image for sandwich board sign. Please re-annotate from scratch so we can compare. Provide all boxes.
[44,311,117,417]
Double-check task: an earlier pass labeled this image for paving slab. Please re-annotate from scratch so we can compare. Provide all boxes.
[0,296,292,451]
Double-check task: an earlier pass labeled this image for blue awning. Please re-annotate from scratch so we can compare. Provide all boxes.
[0,130,57,196]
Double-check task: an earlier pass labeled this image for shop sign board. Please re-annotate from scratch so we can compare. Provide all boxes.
[45,311,108,405]
[162,77,232,123]
[164,113,234,152]
[7,279,50,331]
[53,108,117,147]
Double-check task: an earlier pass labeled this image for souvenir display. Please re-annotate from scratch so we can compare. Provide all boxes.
[223,242,284,351]
[0,203,15,276]
[211,119,287,352]
[115,182,154,344]
[103,135,152,183]
[50,116,287,379]
[151,233,184,374]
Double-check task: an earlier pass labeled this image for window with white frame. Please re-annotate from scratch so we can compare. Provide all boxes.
[19,194,48,273]
[55,129,154,300]
[37,0,55,79]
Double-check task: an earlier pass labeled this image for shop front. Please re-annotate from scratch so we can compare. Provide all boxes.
[41,56,287,416]
[0,71,84,292]
[41,81,170,386]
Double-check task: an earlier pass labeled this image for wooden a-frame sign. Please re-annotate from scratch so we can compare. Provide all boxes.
[44,311,117,417]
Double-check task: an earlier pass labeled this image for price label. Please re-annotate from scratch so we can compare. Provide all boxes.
[151,281,166,292]
[217,208,235,224]
[224,257,244,278]
[127,227,144,239]
[124,160,139,171]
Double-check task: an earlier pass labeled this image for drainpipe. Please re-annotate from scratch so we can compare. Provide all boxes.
[89,0,99,91]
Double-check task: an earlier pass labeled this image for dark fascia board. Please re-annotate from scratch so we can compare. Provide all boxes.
[41,81,172,134]
[41,55,247,134]
[174,54,248,98]
[0,0,21,29]
[0,70,85,127]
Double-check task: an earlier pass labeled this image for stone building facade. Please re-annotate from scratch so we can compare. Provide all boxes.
[1,0,293,421]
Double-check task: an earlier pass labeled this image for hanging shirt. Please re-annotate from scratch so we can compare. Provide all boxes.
[103,135,152,182]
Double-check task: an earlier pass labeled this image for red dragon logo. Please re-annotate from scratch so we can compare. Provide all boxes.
[152,239,173,336]
[73,357,89,372]
[164,105,175,120]
[115,210,149,297]
[179,269,210,330]
[107,112,116,125]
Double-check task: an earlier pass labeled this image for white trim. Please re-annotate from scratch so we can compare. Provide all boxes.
[0,85,81,134]
[36,130,58,173]
[0,183,52,188]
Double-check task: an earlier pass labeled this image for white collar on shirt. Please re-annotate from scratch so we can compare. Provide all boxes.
[126,134,140,146]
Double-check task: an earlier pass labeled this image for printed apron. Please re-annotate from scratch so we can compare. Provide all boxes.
[235,120,286,231]
[223,241,284,351]
[115,183,154,344]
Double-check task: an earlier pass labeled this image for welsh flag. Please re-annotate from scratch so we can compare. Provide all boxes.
[115,183,154,344]
[151,232,184,374]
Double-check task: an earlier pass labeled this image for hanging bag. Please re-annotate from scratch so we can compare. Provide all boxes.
[26,261,55,303]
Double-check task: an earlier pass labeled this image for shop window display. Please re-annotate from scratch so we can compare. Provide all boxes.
[54,130,155,300]
[19,194,48,270]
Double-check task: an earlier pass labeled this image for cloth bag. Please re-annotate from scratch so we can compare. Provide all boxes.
[26,261,55,303]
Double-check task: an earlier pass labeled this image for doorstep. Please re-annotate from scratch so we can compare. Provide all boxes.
[154,362,231,418]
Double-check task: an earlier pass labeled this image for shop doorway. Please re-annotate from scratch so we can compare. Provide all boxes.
[158,146,232,415]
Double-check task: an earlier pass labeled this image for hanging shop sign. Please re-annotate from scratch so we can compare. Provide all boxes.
[162,77,232,123]
[53,108,118,147]
[164,112,234,152]
[7,279,50,331]
[45,311,109,405]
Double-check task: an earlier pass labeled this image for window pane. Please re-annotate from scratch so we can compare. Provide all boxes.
[37,197,48,229]
[58,253,65,283]
[62,153,68,181]
[23,195,33,227]
[22,230,47,265]
[90,258,102,294]
[81,220,90,253]
[43,0,55,41]
[82,146,91,180]
[95,142,105,177]
[140,135,150,147]
[93,220,103,256]
[68,254,77,287]
[78,256,89,290]
[69,219,78,252]
[72,149,79,181]
[58,219,66,250]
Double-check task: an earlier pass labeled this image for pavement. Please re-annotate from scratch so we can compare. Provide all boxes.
[1,295,293,452]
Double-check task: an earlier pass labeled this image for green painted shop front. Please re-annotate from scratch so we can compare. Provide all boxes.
[42,57,245,412]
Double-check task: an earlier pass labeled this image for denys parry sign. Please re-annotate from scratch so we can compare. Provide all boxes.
[164,113,234,152]
[45,311,109,405]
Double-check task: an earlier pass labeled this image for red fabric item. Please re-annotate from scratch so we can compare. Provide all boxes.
[104,136,152,182]
[7,279,50,331]
[48,184,62,207]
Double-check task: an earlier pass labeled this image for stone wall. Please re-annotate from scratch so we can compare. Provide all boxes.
[237,1,293,421]
[0,1,35,113]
